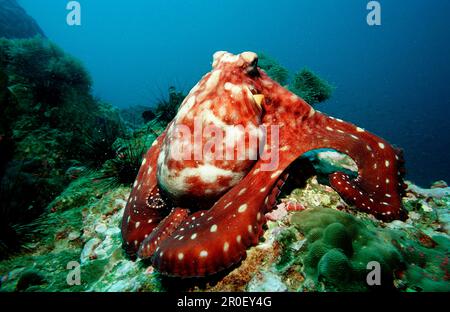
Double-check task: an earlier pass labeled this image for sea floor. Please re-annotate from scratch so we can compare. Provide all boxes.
[0,152,448,292]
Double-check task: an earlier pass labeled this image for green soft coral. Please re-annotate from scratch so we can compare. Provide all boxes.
[291,208,402,291]
[257,53,333,105]
[257,53,289,86]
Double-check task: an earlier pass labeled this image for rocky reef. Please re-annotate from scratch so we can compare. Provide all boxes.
[0,36,126,257]
[0,149,448,292]
[0,0,45,39]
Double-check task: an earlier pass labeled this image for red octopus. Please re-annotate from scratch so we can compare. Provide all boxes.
[121,51,406,277]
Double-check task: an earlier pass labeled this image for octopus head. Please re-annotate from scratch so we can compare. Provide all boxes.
[178,51,264,124]
[156,51,272,206]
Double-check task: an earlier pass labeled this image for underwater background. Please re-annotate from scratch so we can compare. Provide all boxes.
[0,0,449,292]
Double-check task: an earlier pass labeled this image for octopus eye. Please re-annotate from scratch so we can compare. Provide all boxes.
[241,51,259,77]
[246,59,259,77]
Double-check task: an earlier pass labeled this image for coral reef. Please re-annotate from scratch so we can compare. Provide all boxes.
[0,139,448,292]
[0,43,447,292]
[291,208,402,291]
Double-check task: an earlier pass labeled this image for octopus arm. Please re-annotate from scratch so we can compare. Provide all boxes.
[121,130,173,257]
[138,207,190,259]
[277,109,407,221]
[261,78,407,221]
[307,112,407,220]
[147,167,290,277]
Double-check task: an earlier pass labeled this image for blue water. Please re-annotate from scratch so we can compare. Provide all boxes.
[19,0,450,187]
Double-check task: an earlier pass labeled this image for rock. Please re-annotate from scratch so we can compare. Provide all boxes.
[93,236,116,260]
[114,198,127,209]
[265,203,288,221]
[94,223,108,236]
[408,211,421,221]
[431,180,448,189]
[106,279,138,292]
[247,271,287,292]
[15,270,46,291]
[0,0,45,39]
[420,201,434,212]
[408,183,450,199]
[80,238,102,263]
[387,220,413,230]
[316,150,358,172]
[114,261,135,277]
[105,227,120,236]
[68,231,81,241]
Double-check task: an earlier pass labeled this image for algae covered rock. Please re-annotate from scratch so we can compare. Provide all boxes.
[0,0,45,39]
[284,176,343,210]
[15,269,46,291]
[0,36,129,258]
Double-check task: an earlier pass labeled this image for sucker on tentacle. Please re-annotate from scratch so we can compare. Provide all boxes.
[121,51,407,277]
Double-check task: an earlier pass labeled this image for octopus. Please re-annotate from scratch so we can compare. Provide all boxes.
[121,51,407,277]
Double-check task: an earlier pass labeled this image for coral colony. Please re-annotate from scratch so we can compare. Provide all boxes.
[121,51,407,277]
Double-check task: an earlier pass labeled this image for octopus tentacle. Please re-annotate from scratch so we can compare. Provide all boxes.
[149,167,285,277]
[304,112,406,220]
[258,77,407,221]
[121,130,173,257]
[138,207,190,259]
